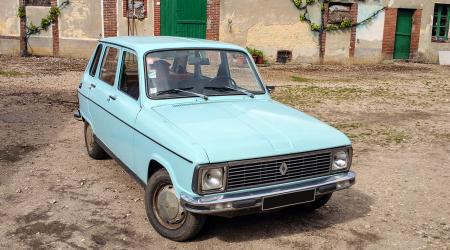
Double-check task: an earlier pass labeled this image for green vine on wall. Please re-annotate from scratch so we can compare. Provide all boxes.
[17,6,26,18]
[291,0,386,32]
[16,1,70,56]
[17,1,69,37]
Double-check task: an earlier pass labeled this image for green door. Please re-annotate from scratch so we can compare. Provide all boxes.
[394,9,414,59]
[161,0,207,39]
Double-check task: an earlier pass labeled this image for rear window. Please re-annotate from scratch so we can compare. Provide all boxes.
[99,47,119,86]
[89,44,103,77]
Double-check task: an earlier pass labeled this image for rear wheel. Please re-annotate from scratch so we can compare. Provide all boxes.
[84,123,107,159]
[145,169,206,241]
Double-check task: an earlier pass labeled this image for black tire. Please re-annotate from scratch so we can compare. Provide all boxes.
[145,169,206,241]
[299,193,332,211]
[84,122,107,160]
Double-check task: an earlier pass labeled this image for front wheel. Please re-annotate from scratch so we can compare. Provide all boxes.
[145,169,206,241]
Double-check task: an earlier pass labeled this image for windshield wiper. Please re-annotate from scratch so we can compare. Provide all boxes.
[156,87,208,100]
[204,86,254,98]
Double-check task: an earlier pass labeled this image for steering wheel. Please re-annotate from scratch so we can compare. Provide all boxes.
[208,75,237,86]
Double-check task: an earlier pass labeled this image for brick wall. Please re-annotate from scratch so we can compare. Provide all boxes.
[51,0,59,56]
[319,3,329,60]
[103,0,118,37]
[382,8,398,59]
[153,0,220,40]
[154,0,160,36]
[19,0,27,56]
[410,9,422,59]
[206,0,220,40]
[349,3,358,58]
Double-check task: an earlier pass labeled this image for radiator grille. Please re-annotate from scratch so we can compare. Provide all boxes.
[227,151,331,190]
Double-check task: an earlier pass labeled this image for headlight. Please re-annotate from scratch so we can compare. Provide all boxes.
[332,150,349,170]
[200,167,225,192]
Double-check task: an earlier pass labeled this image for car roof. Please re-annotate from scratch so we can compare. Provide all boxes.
[100,36,246,54]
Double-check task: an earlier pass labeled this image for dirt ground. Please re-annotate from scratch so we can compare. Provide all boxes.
[0,55,449,250]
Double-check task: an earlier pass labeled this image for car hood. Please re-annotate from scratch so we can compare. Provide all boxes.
[152,99,351,163]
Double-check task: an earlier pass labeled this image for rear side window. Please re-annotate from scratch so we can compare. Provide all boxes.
[99,47,119,86]
[89,44,103,77]
[119,51,140,100]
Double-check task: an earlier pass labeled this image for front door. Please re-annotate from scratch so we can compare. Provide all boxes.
[394,9,414,59]
[161,0,207,38]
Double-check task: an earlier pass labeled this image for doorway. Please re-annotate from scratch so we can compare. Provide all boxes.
[160,0,207,39]
[393,9,414,59]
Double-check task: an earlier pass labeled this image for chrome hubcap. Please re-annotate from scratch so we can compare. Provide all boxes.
[154,185,186,229]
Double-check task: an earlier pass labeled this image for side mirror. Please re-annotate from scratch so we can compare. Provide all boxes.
[266,85,275,94]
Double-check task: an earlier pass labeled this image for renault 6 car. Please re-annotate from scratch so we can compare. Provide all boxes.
[75,36,355,241]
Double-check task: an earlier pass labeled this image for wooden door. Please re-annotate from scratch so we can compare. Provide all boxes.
[394,9,414,59]
[161,0,207,39]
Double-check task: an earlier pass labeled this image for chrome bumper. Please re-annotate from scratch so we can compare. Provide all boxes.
[180,171,355,214]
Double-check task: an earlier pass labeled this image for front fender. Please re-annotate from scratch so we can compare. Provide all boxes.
[133,130,198,198]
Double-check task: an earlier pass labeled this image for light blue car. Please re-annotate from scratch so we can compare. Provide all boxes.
[75,36,355,241]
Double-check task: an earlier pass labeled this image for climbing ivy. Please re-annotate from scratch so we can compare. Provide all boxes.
[18,2,68,37]
[17,1,69,56]
[291,0,386,32]
[17,6,26,18]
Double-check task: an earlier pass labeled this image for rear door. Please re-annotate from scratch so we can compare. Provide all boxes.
[394,9,414,59]
[79,43,103,124]
[106,49,142,170]
[89,45,121,149]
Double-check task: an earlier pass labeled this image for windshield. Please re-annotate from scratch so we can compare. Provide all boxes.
[145,49,265,99]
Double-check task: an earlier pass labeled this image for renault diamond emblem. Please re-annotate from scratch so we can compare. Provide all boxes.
[279,162,288,176]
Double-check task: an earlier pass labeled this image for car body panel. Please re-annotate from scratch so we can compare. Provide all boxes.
[151,99,351,163]
[77,36,353,201]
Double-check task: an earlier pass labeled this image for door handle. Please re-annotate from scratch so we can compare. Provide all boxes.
[89,83,96,90]
[108,95,117,101]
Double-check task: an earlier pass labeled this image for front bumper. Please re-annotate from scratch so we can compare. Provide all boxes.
[180,171,355,214]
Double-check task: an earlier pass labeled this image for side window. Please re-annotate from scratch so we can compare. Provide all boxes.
[119,51,140,100]
[99,47,119,86]
[89,44,103,77]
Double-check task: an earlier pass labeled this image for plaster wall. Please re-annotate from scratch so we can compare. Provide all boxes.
[0,0,20,55]
[0,0,19,36]
[354,2,385,63]
[26,6,52,38]
[58,0,102,58]
[26,6,52,56]
[59,38,98,58]
[324,31,351,63]
[1,0,449,63]
[220,0,321,63]
[0,38,19,55]
[60,0,102,39]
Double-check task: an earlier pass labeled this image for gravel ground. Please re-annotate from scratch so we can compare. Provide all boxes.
[0,55,449,250]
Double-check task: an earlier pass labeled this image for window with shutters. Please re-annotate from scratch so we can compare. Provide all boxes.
[432,4,450,42]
